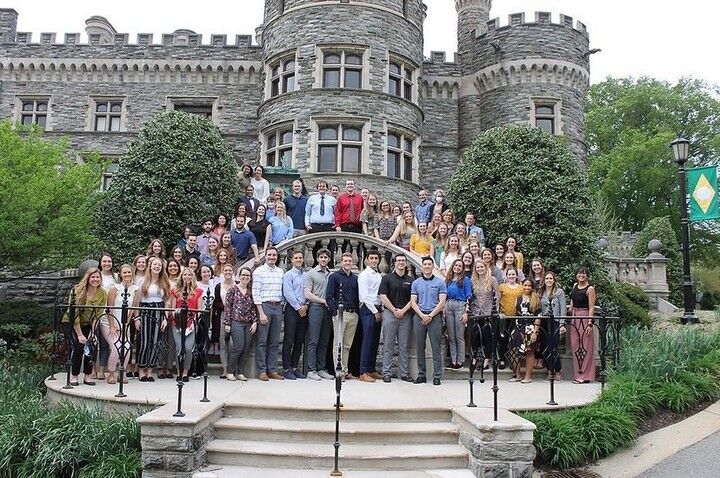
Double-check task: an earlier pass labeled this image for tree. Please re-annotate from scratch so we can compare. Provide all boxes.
[448,125,606,287]
[0,121,102,271]
[586,77,720,265]
[95,112,241,261]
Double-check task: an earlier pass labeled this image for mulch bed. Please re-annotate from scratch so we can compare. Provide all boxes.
[636,399,715,435]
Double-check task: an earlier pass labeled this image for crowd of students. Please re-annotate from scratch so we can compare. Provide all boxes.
[61,168,598,387]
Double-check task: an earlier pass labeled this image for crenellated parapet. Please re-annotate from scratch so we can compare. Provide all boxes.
[12,31,258,48]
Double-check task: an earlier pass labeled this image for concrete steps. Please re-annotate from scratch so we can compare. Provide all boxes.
[214,417,459,444]
[204,404,468,471]
[194,465,476,477]
[205,440,469,470]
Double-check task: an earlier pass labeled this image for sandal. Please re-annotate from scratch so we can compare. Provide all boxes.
[521,378,532,384]
[107,379,117,385]
[69,381,79,387]
[508,377,521,382]
[83,380,96,386]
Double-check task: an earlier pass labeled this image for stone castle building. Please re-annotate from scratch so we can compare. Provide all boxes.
[0,1,591,199]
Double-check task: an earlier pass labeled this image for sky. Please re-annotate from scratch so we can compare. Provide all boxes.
[3,0,719,85]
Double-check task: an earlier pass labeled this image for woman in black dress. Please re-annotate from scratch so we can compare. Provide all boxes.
[510,279,542,383]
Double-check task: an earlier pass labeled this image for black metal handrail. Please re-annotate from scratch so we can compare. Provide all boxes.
[53,287,213,414]
[466,300,621,420]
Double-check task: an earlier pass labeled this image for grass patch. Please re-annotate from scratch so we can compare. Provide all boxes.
[523,324,720,468]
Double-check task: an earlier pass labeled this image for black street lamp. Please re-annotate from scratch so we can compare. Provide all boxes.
[670,137,698,324]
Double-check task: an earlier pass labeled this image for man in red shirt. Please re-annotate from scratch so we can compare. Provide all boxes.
[334,179,365,258]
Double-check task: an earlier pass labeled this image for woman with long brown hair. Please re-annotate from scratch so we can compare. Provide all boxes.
[168,268,205,382]
[146,239,166,262]
[132,257,172,382]
[510,279,542,383]
[224,265,257,381]
[540,271,567,381]
[469,260,499,370]
[62,267,107,386]
[569,266,597,384]
[444,259,473,369]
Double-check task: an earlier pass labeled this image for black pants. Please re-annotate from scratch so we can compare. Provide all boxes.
[309,223,337,266]
[66,322,93,377]
[545,320,563,373]
[282,307,308,370]
[469,318,493,361]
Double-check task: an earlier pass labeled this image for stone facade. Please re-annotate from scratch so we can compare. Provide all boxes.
[0,1,590,196]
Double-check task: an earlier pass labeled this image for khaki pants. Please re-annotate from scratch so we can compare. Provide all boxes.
[332,311,359,374]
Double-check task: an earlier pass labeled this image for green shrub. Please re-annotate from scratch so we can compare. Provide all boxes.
[523,411,585,469]
[603,285,651,327]
[694,267,720,309]
[447,125,608,288]
[599,373,659,418]
[631,216,682,306]
[0,300,54,342]
[95,111,242,261]
[616,283,651,310]
[78,452,141,478]
[567,403,637,461]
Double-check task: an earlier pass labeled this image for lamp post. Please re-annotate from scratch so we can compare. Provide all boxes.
[670,137,698,324]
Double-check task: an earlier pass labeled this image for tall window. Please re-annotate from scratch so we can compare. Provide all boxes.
[317,124,363,173]
[387,131,414,181]
[322,50,363,89]
[93,100,123,132]
[20,99,48,128]
[532,100,560,135]
[270,57,296,97]
[266,128,294,168]
[388,61,414,101]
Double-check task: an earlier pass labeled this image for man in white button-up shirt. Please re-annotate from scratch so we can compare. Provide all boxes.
[357,250,383,383]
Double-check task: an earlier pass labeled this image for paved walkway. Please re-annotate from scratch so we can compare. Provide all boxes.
[45,374,600,412]
[591,401,720,478]
[636,431,720,478]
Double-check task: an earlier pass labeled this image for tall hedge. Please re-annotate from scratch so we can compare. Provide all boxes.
[448,125,606,287]
[95,112,241,260]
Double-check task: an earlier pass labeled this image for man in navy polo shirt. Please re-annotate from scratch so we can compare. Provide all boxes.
[230,215,260,263]
[410,256,447,385]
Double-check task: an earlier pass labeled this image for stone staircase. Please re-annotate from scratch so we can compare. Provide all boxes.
[203,404,469,472]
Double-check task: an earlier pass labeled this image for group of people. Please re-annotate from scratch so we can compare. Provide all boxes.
[61,171,598,387]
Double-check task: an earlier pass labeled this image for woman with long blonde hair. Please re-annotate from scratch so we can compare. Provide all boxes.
[387,211,417,250]
[470,260,499,369]
[168,268,204,382]
[132,257,172,381]
[61,267,107,386]
[103,264,136,384]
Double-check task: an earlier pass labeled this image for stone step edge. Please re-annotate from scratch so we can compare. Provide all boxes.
[214,417,460,434]
[222,403,453,413]
[205,439,469,458]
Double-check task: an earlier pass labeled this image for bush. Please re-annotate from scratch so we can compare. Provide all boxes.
[448,125,608,288]
[616,283,650,310]
[694,267,720,310]
[603,284,652,327]
[0,300,54,343]
[95,111,242,261]
[522,411,585,469]
[631,216,682,306]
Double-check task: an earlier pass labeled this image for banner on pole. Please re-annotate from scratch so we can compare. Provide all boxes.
[687,166,719,221]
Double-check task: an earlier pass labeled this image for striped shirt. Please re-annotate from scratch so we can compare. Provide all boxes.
[252,264,285,304]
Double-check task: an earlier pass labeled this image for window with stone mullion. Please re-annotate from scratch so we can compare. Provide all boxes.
[388,61,414,100]
[322,51,363,89]
[317,124,362,173]
[266,128,294,168]
[20,99,48,128]
[534,104,556,134]
[387,131,414,181]
[94,100,123,132]
[271,57,297,97]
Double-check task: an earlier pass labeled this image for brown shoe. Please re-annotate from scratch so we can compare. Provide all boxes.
[369,372,382,380]
[359,373,376,383]
[258,372,269,381]
[267,371,285,380]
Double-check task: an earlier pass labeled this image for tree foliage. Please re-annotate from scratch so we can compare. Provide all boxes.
[448,125,606,287]
[586,77,720,265]
[95,112,241,261]
[0,121,102,271]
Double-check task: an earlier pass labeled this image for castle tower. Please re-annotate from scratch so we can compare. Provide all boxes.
[257,0,427,198]
[0,8,18,43]
[456,9,591,163]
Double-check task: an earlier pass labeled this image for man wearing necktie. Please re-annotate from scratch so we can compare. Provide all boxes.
[305,180,337,265]
[334,179,366,261]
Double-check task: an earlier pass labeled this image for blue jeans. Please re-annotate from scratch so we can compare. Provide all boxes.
[359,305,382,375]
[306,303,331,372]
[256,303,283,373]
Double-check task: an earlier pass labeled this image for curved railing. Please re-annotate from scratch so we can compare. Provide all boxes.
[240,231,437,275]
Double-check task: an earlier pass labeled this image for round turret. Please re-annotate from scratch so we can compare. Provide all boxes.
[457,11,591,162]
[258,0,426,199]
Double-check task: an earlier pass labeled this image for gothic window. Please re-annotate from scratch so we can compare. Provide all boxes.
[317,123,363,173]
[322,50,363,89]
[387,130,415,181]
[92,99,124,132]
[18,98,49,129]
[531,98,561,135]
[265,126,294,168]
[269,56,297,98]
[388,57,415,101]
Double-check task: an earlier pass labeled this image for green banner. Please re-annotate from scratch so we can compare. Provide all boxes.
[687,166,719,221]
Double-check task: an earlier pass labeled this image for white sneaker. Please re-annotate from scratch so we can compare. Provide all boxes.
[318,370,334,380]
[307,371,321,381]
[226,374,237,381]
[237,374,248,381]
